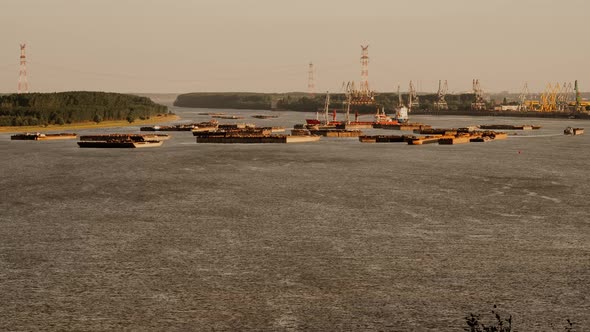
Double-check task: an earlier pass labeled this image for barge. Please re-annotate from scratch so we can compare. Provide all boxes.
[252,114,279,119]
[141,121,218,132]
[478,124,541,130]
[307,129,363,137]
[78,134,165,148]
[359,135,411,143]
[564,127,584,135]
[196,135,320,144]
[375,123,432,131]
[11,133,77,141]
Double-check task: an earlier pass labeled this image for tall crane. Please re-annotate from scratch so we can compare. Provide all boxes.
[557,82,573,112]
[323,92,331,124]
[574,80,581,113]
[518,82,530,111]
[433,80,448,110]
[471,79,486,111]
[408,80,419,110]
[540,83,560,112]
[343,81,354,124]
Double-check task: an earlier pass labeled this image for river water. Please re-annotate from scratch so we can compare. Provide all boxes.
[1,106,588,331]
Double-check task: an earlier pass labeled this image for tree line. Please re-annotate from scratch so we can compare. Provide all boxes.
[0,91,168,126]
[174,92,479,113]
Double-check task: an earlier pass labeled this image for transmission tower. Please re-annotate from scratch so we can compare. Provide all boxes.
[307,62,315,97]
[433,80,448,110]
[359,45,370,95]
[17,43,29,94]
[471,79,486,111]
[409,80,419,110]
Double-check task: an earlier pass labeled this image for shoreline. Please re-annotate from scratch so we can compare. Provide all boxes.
[0,114,180,134]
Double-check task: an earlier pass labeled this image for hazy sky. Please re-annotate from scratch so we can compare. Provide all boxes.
[1,0,588,93]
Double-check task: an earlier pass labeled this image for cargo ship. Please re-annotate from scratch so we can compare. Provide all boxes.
[11,133,77,141]
[77,134,165,148]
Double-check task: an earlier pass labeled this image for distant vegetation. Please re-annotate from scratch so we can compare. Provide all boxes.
[174,92,477,113]
[0,91,168,126]
[174,93,275,110]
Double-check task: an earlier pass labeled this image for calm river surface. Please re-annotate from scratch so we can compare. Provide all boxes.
[1,106,588,331]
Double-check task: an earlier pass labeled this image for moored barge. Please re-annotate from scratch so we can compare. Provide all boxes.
[78,134,165,148]
[11,133,77,141]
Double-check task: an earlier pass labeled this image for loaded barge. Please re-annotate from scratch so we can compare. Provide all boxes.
[478,124,541,130]
[193,125,320,144]
[359,130,508,145]
[11,133,77,141]
[141,121,218,132]
[78,134,165,148]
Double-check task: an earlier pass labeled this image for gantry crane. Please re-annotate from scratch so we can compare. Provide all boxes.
[433,80,448,110]
[471,79,486,110]
[408,80,419,110]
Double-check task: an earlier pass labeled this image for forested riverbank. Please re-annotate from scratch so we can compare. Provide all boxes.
[0,91,169,126]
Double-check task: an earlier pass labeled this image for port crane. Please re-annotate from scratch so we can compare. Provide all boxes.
[539,83,560,112]
[556,82,574,112]
[471,79,486,110]
[519,82,533,111]
[323,91,331,124]
[408,80,419,110]
[433,80,448,110]
[343,81,354,124]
